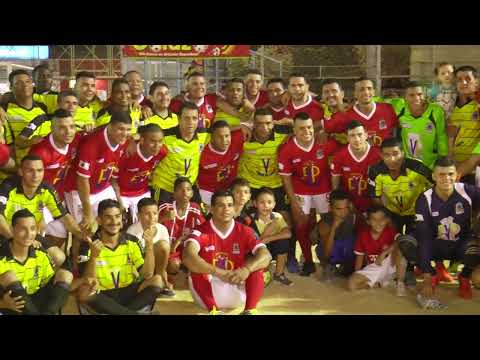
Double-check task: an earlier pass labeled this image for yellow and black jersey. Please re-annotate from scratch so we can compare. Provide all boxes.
[77,232,144,291]
[96,106,142,135]
[0,241,55,295]
[449,99,480,163]
[33,91,59,115]
[0,176,67,225]
[18,113,52,140]
[367,158,433,216]
[3,100,48,164]
[75,99,103,130]
[140,111,179,130]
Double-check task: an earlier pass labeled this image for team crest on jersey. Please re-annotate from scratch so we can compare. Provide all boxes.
[455,202,464,215]
[232,243,240,255]
[284,110,290,116]
[379,119,387,130]
[316,150,324,159]
[206,104,213,113]
[472,111,479,121]
[425,123,434,133]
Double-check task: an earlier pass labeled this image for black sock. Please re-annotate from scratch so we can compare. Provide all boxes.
[6,282,40,315]
[87,293,138,315]
[44,282,70,315]
[406,263,414,272]
[127,286,161,311]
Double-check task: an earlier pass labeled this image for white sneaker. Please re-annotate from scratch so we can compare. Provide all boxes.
[396,282,407,297]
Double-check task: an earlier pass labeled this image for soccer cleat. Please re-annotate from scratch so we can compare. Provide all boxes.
[239,308,258,315]
[286,256,299,273]
[273,273,293,286]
[396,282,407,297]
[209,306,225,315]
[299,261,316,277]
[458,275,473,300]
[435,262,454,283]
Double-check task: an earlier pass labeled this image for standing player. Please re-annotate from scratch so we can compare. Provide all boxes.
[141,81,178,130]
[397,82,448,169]
[278,112,338,276]
[198,121,244,209]
[74,71,102,132]
[113,124,167,224]
[183,190,271,315]
[124,70,152,108]
[331,121,381,213]
[213,78,254,127]
[324,78,398,147]
[284,73,324,134]
[245,69,270,109]
[266,78,287,121]
[150,103,209,205]
[28,109,81,199]
[447,66,480,182]
[320,78,350,144]
[32,64,58,115]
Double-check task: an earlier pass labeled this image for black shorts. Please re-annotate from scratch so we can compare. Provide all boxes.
[0,279,55,315]
[251,186,289,212]
[389,213,416,235]
[100,282,142,307]
[267,239,290,259]
[404,239,469,267]
[151,185,202,206]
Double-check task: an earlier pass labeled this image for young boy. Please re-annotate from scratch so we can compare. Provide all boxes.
[250,188,293,286]
[348,206,407,296]
[158,177,205,276]
[428,62,457,119]
[127,198,173,296]
[231,178,253,226]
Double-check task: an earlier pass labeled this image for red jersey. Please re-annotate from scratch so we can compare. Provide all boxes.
[284,95,324,125]
[117,144,168,197]
[186,219,265,271]
[270,105,286,121]
[170,93,217,129]
[198,130,244,192]
[248,89,269,109]
[64,127,126,194]
[159,201,205,241]
[278,137,338,195]
[354,225,397,265]
[330,144,382,213]
[29,133,82,199]
[324,102,398,147]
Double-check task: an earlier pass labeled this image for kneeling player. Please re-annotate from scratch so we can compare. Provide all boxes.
[183,190,272,315]
[76,199,162,315]
[0,209,72,315]
[348,206,406,296]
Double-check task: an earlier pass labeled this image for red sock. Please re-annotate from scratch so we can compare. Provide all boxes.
[245,270,264,310]
[190,273,217,311]
[295,222,313,263]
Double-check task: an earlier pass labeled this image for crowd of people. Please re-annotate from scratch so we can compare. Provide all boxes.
[0,61,479,315]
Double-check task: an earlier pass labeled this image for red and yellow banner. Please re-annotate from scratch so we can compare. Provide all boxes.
[122,45,250,59]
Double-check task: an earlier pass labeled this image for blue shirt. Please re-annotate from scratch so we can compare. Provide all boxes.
[415,183,480,273]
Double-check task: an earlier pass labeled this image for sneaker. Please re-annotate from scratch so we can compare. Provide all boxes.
[263,270,272,288]
[396,281,407,297]
[458,274,473,300]
[286,256,299,274]
[321,264,336,282]
[405,270,417,287]
[239,308,258,315]
[209,307,225,315]
[300,261,316,277]
[416,294,448,310]
[159,288,176,297]
[436,262,454,283]
[273,273,293,286]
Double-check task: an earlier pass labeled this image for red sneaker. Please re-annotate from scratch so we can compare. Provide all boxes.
[436,262,454,283]
[458,275,473,299]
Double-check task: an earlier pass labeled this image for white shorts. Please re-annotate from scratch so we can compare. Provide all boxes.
[356,256,396,287]
[295,193,330,215]
[199,189,213,207]
[42,207,68,239]
[121,191,151,223]
[64,186,117,223]
[188,275,246,311]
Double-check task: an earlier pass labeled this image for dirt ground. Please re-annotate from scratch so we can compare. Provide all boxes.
[62,263,480,315]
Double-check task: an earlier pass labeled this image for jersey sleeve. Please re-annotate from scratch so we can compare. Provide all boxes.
[415,194,435,274]
[28,141,50,164]
[277,142,293,176]
[39,250,56,287]
[432,105,448,157]
[323,111,348,134]
[408,158,433,184]
[169,99,182,115]
[367,165,382,198]
[158,144,168,161]
[184,227,205,254]
[75,138,97,178]
[4,122,13,145]
[354,231,366,255]
[244,225,266,255]
[325,138,339,156]
[18,115,49,139]
[44,184,68,219]
[128,238,145,271]
[0,179,14,217]
[273,213,288,233]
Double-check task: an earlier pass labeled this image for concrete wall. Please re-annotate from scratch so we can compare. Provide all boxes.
[410,45,480,83]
